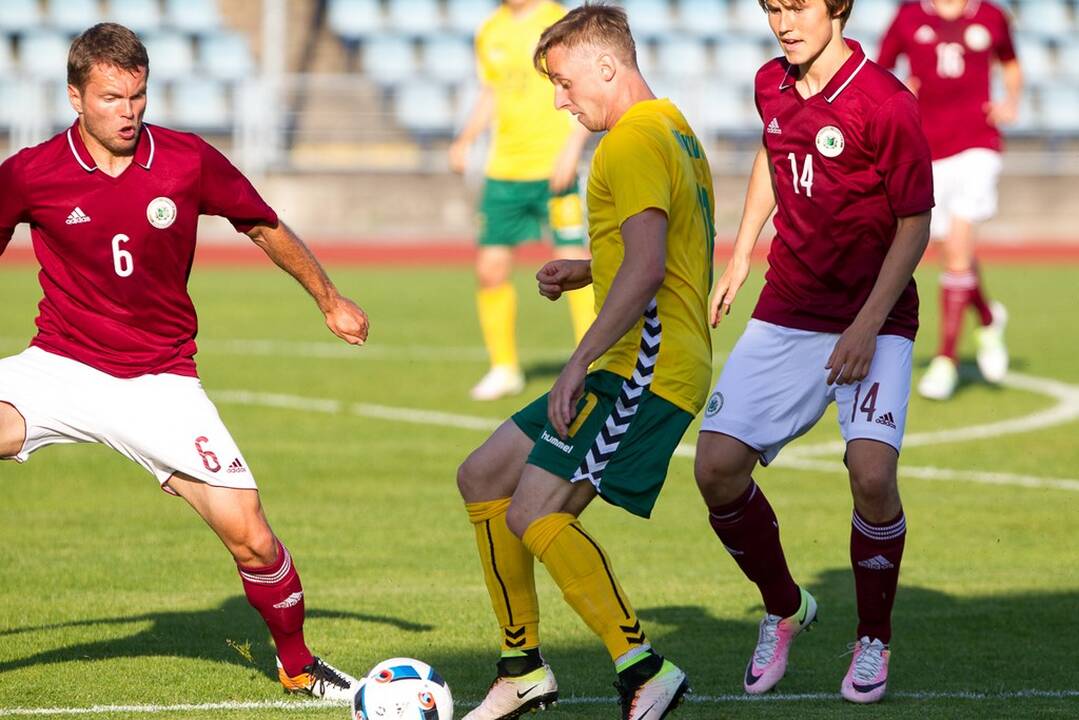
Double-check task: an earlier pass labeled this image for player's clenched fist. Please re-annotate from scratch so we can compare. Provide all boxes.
[325,296,369,346]
[536,259,592,301]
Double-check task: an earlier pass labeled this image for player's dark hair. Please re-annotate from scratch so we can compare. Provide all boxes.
[533,2,638,77]
[68,23,149,90]
[758,0,854,27]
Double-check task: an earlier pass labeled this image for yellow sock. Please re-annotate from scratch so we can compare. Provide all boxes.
[467,498,540,651]
[565,285,595,345]
[476,284,518,370]
[523,513,647,661]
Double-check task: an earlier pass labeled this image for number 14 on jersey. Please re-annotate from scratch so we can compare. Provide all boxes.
[788,153,814,198]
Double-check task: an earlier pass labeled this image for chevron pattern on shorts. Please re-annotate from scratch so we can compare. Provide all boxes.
[572,298,661,490]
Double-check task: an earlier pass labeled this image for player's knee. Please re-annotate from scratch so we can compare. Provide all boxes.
[0,401,27,458]
[456,455,483,501]
[694,445,752,505]
[232,526,277,567]
[848,466,898,511]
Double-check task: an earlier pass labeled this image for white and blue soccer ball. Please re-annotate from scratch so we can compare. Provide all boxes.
[351,657,453,720]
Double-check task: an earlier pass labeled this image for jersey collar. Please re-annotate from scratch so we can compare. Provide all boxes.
[920,0,981,17]
[65,119,156,173]
[778,39,868,104]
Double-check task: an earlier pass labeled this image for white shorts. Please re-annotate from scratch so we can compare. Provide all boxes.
[930,148,1002,237]
[699,320,913,465]
[0,347,257,492]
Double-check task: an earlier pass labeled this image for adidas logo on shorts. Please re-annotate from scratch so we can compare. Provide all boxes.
[875,412,897,429]
[227,458,247,473]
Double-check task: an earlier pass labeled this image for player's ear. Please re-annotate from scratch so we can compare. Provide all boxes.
[67,84,84,115]
[597,52,616,81]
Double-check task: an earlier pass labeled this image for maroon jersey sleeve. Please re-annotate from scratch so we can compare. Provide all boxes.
[197,140,278,233]
[992,6,1017,63]
[877,11,906,71]
[868,91,935,218]
[0,153,30,255]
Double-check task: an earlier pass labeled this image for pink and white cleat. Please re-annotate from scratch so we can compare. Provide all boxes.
[743,587,817,694]
[841,636,890,704]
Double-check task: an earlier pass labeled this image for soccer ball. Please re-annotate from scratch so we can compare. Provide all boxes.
[352,657,453,720]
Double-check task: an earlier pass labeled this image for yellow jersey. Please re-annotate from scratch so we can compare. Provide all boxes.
[475,1,575,181]
[587,99,715,415]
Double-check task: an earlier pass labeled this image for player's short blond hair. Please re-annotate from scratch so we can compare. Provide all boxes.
[758,0,854,27]
[533,3,638,77]
[68,23,149,91]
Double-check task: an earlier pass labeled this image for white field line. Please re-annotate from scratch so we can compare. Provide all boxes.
[2,689,1077,715]
[211,368,1079,492]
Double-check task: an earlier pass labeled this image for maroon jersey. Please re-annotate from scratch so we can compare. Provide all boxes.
[878,0,1016,160]
[0,121,277,378]
[752,40,934,341]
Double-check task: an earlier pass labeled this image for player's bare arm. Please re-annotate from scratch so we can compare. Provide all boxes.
[547,208,667,437]
[826,211,931,385]
[536,258,592,300]
[713,145,776,327]
[245,221,369,345]
[986,59,1022,126]
[549,123,590,192]
[448,85,495,174]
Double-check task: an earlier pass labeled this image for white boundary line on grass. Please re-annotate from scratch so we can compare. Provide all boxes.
[212,369,1079,493]
[3,689,1078,716]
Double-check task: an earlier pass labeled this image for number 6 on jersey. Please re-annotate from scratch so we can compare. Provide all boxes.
[111,233,133,277]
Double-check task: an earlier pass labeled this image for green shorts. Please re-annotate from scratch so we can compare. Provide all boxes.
[512,370,693,518]
[478,178,585,247]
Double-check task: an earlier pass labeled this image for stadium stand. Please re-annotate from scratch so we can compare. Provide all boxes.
[106,0,164,34]
[164,0,222,34]
[329,0,384,40]
[0,0,42,34]
[46,0,102,34]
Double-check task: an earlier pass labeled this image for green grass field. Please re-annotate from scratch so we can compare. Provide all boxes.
[1,260,1077,719]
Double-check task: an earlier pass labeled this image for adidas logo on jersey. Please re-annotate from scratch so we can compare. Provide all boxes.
[767,117,782,134]
[857,554,895,570]
[65,207,91,225]
[875,412,897,429]
[227,458,248,473]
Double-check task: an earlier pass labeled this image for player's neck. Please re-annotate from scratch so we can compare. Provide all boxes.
[932,0,967,21]
[78,121,135,177]
[796,33,853,98]
[606,74,656,129]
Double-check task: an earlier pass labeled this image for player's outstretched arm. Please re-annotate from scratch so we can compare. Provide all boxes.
[536,258,592,301]
[246,221,369,346]
[825,211,930,385]
[547,209,666,437]
[448,85,494,174]
[712,145,776,327]
[986,59,1022,126]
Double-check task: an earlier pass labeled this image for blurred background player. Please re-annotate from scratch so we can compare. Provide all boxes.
[695,0,932,704]
[449,0,595,401]
[457,5,713,718]
[879,0,1022,400]
[0,23,366,702]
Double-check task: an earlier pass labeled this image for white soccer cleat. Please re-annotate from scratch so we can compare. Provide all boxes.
[917,355,958,401]
[616,658,689,720]
[974,301,1009,383]
[277,655,361,704]
[840,636,890,704]
[470,366,525,401]
[743,587,818,694]
[463,664,558,720]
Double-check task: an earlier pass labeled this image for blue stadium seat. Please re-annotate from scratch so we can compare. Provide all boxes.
[143,32,194,81]
[713,37,771,79]
[363,36,418,87]
[1057,40,1079,81]
[1016,0,1073,39]
[0,79,47,129]
[142,80,170,125]
[623,0,675,39]
[18,31,71,81]
[845,0,899,39]
[730,0,774,39]
[395,80,454,136]
[1041,86,1079,134]
[677,0,731,39]
[0,35,13,75]
[47,0,102,35]
[0,0,43,34]
[697,81,754,135]
[329,0,384,39]
[1015,34,1054,85]
[51,81,78,128]
[655,35,710,77]
[164,0,222,34]
[171,77,230,131]
[198,31,254,81]
[107,0,164,34]
[445,0,497,34]
[386,0,444,36]
[421,35,475,83]
[635,41,656,76]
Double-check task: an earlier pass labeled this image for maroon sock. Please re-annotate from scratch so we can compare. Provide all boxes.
[850,510,906,644]
[709,481,800,617]
[968,264,995,326]
[238,540,314,676]
[938,271,975,360]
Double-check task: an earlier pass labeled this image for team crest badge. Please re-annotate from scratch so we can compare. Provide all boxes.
[815,126,845,158]
[147,197,177,229]
[705,392,723,417]
[964,24,991,52]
